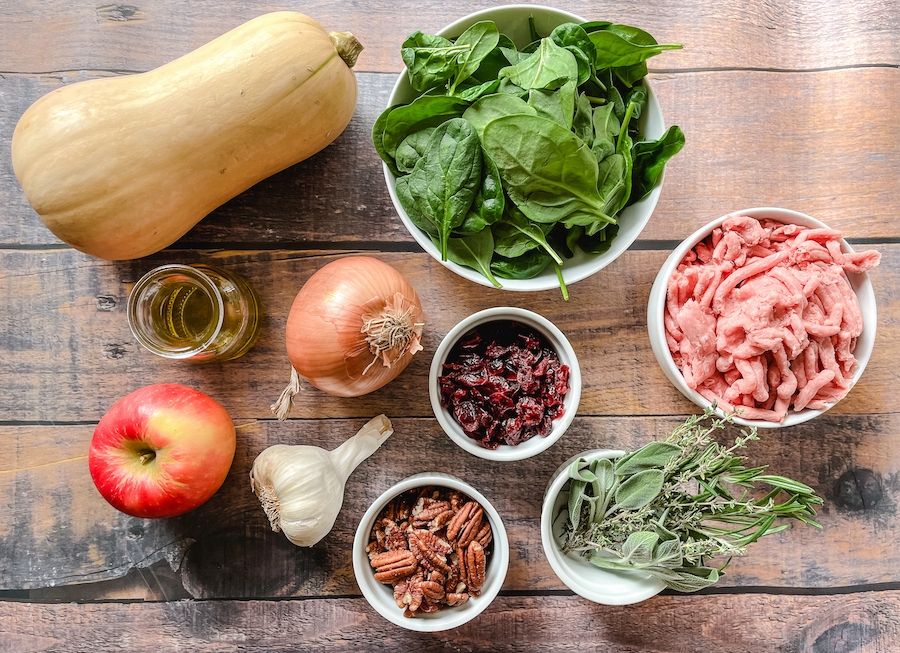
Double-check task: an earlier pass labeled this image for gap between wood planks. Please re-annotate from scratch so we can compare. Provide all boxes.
[3,583,900,604]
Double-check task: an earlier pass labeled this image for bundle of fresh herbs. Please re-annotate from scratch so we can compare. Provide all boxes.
[558,407,823,592]
[373,17,686,296]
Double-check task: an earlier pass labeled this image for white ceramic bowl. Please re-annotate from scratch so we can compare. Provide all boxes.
[429,307,581,461]
[353,472,509,632]
[647,207,878,428]
[383,5,670,291]
[540,449,667,605]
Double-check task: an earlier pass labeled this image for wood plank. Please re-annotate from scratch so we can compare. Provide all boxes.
[3,412,898,595]
[0,246,894,423]
[2,592,900,651]
[2,0,899,74]
[2,67,898,248]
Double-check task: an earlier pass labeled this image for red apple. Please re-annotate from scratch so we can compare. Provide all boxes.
[89,383,236,518]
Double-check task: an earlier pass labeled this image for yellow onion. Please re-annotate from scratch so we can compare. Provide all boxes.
[272,256,425,417]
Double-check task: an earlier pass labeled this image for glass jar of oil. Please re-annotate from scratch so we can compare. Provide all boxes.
[127,264,261,362]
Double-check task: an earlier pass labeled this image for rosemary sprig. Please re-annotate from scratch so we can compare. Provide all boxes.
[559,406,823,592]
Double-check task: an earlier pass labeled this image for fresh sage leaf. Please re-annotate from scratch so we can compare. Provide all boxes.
[614,441,682,476]
[405,118,482,259]
[567,457,591,481]
[613,468,665,511]
[568,479,587,531]
[665,567,720,593]
[620,531,659,565]
[652,537,683,568]
[444,228,502,288]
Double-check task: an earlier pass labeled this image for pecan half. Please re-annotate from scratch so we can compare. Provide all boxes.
[412,501,451,526]
[475,521,493,548]
[383,519,408,551]
[456,506,484,548]
[371,550,418,584]
[466,541,486,594]
[446,501,475,541]
[445,592,469,607]
[409,529,451,574]
[420,580,445,600]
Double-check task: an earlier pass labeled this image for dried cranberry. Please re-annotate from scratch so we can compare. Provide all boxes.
[438,320,571,449]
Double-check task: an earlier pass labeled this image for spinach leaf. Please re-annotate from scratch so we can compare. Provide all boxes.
[481,114,615,235]
[589,26,683,69]
[629,125,685,205]
[550,23,596,85]
[625,85,648,121]
[462,93,536,139]
[401,31,465,92]
[491,248,553,280]
[395,127,435,174]
[499,37,578,90]
[580,20,613,34]
[455,79,501,101]
[614,61,648,87]
[471,33,517,82]
[596,153,626,210]
[373,104,403,176]
[604,100,636,215]
[573,92,594,144]
[396,175,437,238]
[578,223,619,255]
[445,228,502,288]
[404,118,483,259]
[449,21,501,93]
[527,79,576,130]
[591,103,620,161]
[492,205,562,263]
[382,95,470,159]
[457,152,505,235]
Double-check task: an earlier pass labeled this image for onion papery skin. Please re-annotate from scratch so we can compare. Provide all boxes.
[285,256,425,397]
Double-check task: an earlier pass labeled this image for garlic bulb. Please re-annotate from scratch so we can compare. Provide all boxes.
[250,414,393,546]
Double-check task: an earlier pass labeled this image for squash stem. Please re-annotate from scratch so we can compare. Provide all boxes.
[329,31,364,68]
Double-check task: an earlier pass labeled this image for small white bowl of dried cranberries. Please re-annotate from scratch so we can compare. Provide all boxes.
[429,307,582,461]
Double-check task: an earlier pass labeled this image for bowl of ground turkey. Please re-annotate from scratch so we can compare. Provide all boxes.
[647,207,880,428]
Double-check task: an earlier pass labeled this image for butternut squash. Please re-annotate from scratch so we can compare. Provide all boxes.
[11,12,363,260]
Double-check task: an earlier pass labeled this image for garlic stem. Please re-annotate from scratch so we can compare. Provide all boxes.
[332,414,393,480]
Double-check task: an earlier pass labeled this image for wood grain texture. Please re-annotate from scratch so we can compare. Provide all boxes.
[2,592,900,652]
[3,412,898,595]
[0,246,894,423]
[2,67,898,248]
[2,0,899,74]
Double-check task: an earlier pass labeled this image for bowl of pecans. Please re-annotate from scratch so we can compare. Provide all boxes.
[352,472,509,631]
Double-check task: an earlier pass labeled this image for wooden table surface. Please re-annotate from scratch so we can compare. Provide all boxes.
[1,1,898,651]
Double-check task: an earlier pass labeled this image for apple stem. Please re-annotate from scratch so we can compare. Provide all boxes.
[139,451,156,465]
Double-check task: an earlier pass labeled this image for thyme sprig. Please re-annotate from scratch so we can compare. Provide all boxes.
[559,406,823,592]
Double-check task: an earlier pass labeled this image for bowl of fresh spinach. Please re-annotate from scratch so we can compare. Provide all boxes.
[373,5,685,296]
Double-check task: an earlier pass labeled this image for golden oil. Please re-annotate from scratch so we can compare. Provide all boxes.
[128,264,260,361]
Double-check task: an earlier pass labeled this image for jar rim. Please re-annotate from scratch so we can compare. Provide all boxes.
[127,264,226,359]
